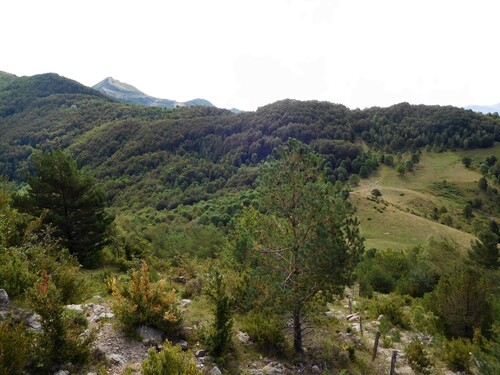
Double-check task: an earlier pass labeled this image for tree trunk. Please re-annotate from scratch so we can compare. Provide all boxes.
[293,306,303,353]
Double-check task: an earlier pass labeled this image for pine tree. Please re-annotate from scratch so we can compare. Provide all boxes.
[469,230,499,269]
[252,140,364,352]
[18,150,112,267]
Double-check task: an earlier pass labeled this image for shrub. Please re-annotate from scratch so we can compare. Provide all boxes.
[369,293,409,328]
[0,226,88,303]
[182,277,204,299]
[442,338,473,373]
[30,272,94,371]
[405,339,433,374]
[142,340,201,375]
[199,271,233,360]
[242,310,288,355]
[112,262,181,334]
[0,318,32,375]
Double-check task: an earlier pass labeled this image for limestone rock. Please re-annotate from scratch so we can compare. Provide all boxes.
[177,340,188,351]
[137,325,163,346]
[107,353,126,366]
[237,330,250,343]
[262,365,283,375]
[0,289,9,307]
[65,304,84,313]
[26,312,42,331]
[195,349,206,357]
[209,365,222,375]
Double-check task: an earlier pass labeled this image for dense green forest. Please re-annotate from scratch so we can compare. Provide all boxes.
[0,71,499,374]
[1,72,499,212]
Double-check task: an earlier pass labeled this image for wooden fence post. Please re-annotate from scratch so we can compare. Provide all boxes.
[372,331,381,361]
[389,350,397,374]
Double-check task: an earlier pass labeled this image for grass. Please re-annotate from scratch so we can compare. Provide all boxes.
[350,145,500,251]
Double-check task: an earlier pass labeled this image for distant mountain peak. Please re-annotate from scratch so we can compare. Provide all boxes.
[465,103,500,114]
[92,77,213,109]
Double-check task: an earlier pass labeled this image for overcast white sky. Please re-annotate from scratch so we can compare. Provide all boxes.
[2,0,500,111]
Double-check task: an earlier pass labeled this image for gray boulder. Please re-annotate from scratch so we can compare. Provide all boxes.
[195,349,207,357]
[0,289,9,307]
[26,312,42,331]
[137,325,163,346]
[107,353,126,366]
[262,365,283,375]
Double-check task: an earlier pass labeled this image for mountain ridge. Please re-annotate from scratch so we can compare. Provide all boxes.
[465,103,500,114]
[93,77,214,109]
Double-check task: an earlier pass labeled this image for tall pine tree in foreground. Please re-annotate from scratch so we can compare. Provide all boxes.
[250,140,364,353]
[18,150,112,267]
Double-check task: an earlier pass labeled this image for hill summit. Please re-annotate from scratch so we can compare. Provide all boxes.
[93,77,213,108]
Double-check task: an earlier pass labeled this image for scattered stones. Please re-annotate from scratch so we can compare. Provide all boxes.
[65,304,84,313]
[195,349,207,357]
[0,289,10,307]
[262,364,284,375]
[94,312,114,322]
[53,371,69,375]
[311,364,321,374]
[324,311,334,317]
[26,312,42,331]
[237,330,250,344]
[209,365,222,375]
[346,313,359,321]
[181,299,192,307]
[107,353,126,366]
[173,276,187,284]
[176,340,188,351]
[137,325,163,346]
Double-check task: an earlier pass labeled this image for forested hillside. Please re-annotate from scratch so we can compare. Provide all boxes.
[0,72,499,374]
[1,73,499,211]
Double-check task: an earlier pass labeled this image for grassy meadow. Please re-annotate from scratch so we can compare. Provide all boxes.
[351,145,500,251]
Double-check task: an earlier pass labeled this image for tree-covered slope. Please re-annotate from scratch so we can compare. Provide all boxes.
[0,72,499,211]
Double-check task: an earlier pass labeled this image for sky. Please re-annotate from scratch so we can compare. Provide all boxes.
[2,0,500,111]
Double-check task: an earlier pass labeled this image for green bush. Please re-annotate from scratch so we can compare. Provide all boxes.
[199,271,233,360]
[0,227,88,303]
[182,277,204,299]
[369,293,409,328]
[0,318,32,375]
[141,340,201,375]
[30,272,94,371]
[405,339,433,374]
[112,262,181,334]
[242,311,288,355]
[442,338,473,373]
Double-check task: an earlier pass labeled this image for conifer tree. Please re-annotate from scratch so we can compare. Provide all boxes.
[18,150,112,267]
[251,140,364,352]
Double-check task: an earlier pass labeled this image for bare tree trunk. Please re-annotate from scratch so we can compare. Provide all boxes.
[293,306,303,353]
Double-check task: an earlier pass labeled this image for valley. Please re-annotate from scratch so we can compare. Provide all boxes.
[0,71,499,375]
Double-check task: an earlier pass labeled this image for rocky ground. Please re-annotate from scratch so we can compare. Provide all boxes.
[0,289,467,374]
